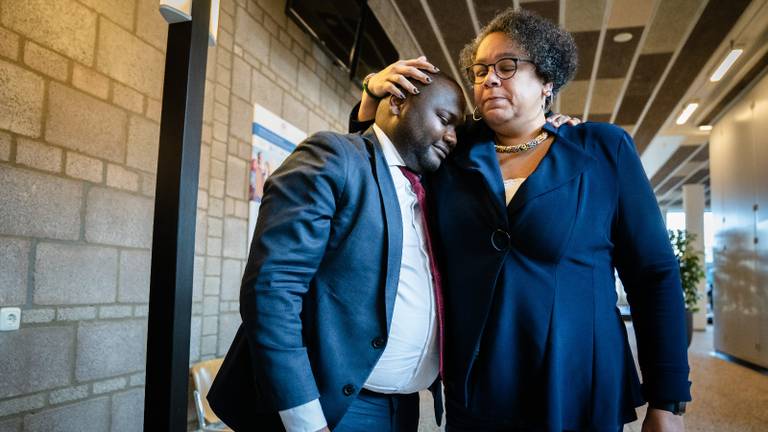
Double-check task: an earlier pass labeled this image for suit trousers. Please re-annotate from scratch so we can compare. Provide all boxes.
[334,389,419,432]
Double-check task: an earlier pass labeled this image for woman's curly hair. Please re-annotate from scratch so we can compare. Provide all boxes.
[459,8,578,97]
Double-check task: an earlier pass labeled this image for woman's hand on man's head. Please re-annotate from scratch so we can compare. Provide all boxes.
[357,57,440,121]
[366,56,440,100]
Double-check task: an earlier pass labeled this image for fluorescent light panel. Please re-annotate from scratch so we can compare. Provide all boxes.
[710,49,743,82]
[676,103,699,125]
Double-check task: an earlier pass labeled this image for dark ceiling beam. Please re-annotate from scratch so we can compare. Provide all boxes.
[656,160,709,205]
[650,144,700,188]
[391,0,456,79]
[475,0,517,28]
[597,27,644,79]
[520,0,559,24]
[614,52,672,125]
[426,0,476,69]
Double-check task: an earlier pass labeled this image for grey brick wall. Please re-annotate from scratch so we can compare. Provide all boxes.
[0,0,383,429]
[0,0,378,432]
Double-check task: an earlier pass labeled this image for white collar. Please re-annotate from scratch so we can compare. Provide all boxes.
[372,123,406,168]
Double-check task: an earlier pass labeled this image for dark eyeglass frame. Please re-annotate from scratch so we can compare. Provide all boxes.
[465,57,535,84]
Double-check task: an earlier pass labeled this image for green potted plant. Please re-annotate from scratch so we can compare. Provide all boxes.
[669,229,705,346]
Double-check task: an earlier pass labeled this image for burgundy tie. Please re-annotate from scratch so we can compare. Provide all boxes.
[398,166,445,378]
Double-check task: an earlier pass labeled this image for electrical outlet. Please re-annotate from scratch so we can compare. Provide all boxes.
[0,307,21,331]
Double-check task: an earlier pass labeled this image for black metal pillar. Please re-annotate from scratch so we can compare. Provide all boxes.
[144,0,210,430]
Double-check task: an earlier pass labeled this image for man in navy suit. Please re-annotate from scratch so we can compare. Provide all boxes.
[208,72,465,432]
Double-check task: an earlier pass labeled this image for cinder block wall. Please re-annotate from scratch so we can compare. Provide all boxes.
[0,0,360,430]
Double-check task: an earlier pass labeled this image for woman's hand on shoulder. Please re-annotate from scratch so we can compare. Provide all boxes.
[546,113,581,127]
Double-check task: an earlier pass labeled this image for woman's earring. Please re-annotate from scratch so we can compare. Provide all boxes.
[543,92,553,112]
[472,106,482,121]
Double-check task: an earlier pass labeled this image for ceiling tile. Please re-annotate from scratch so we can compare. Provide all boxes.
[642,0,703,54]
[572,31,600,80]
[589,78,624,114]
[427,0,476,68]
[650,144,699,187]
[618,124,635,134]
[656,175,685,196]
[473,1,561,30]
[676,161,704,177]
[520,0,560,24]
[475,1,517,28]
[686,168,709,184]
[558,79,589,115]
[607,0,654,29]
[615,95,648,128]
[622,52,671,95]
[615,52,671,125]
[589,113,612,122]
[691,144,709,162]
[392,0,455,78]
[565,0,607,32]
[597,27,643,78]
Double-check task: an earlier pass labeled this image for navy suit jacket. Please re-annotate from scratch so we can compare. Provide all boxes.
[427,120,691,430]
[208,129,442,430]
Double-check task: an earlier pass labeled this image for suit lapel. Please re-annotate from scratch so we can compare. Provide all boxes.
[507,122,595,215]
[453,124,508,223]
[455,122,594,219]
[361,128,403,329]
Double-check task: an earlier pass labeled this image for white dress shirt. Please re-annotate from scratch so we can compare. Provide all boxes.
[278,124,439,431]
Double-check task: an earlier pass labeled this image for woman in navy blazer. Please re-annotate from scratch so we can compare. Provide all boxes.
[356,8,691,432]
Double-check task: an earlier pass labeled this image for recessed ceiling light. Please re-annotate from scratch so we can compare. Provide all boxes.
[676,102,699,125]
[613,32,633,43]
[710,49,743,82]
[699,125,713,131]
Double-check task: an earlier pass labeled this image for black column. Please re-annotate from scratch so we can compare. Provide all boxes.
[144,0,210,430]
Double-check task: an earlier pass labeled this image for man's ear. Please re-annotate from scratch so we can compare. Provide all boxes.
[389,94,406,116]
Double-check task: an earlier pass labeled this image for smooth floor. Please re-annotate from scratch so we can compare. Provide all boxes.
[417,323,768,431]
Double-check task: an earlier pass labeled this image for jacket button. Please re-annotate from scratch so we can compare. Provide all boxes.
[490,229,511,251]
[342,384,356,396]
[371,336,386,349]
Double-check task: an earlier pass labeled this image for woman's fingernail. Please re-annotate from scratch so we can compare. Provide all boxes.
[425,77,432,83]
[412,88,420,94]
[433,67,440,72]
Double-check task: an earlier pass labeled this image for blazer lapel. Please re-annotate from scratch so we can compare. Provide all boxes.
[507,122,595,215]
[361,128,403,329]
[453,129,508,223]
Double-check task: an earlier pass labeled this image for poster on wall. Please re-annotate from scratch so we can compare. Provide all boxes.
[248,104,307,248]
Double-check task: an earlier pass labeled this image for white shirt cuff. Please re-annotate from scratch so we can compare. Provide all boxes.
[278,399,328,432]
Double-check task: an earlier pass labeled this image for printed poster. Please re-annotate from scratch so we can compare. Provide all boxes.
[248,104,307,248]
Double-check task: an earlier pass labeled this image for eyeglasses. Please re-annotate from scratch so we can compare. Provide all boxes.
[465,57,535,84]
